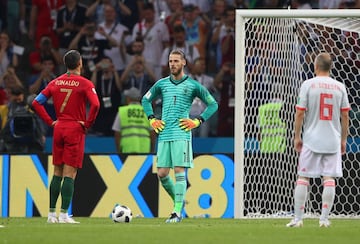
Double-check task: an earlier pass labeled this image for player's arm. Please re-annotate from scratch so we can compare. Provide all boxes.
[141,83,164,133]
[340,108,350,154]
[197,85,218,121]
[294,107,305,153]
[141,83,160,118]
[84,87,100,129]
[32,93,55,126]
[179,84,218,131]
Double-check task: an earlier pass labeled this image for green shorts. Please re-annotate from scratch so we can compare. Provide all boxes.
[157,140,194,168]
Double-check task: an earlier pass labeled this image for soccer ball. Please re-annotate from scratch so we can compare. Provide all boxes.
[111,204,133,223]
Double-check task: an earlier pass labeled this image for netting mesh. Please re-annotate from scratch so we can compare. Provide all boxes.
[242,16,360,218]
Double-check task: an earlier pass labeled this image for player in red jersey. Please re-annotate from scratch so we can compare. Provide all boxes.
[32,50,100,224]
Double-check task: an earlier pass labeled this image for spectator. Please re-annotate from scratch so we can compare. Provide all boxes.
[318,0,342,8]
[190,57,218,137]
[68,19,117,79]
[0,86,46,153]
[182,0,211,14]
[160,24,200,77]
[0,67,24,105]
[123,37,145,64]
[28,35,62,76]
[0,31,19,77]
[112,87,155,153]
[214,61,235,137]
[120,54,156,96]
[233,0,249,8]
[28,55,57,136]
[94,3,129,76]
[205,0,227,73]
[182,4,208,60]
[164,0,184,44]
[29,0,64,49]
[291,0,313,9]
[4,0,27,41]
[86,0,137,30]
[149,0,171,22]
[86,0,113,25]
[210,5,235,70]
[117,0,141,31]
[219,6,235,66]
[131,2,170,80]
[90,56,122,136]
[55,0,87,72]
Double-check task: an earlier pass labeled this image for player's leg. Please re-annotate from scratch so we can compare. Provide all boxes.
[173,167,186,216]
[165,140,193,223]
[47,134,64,223]
[58,125,84,224]
[287,146,315,227]
[58,164,79,223]
[157,142,175,200]
[319,176,335,227]
[286,176,309,227]
[47,165,63,223]
[319,152,342,227]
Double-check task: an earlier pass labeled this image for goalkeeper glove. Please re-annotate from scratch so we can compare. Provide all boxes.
[179,118,202,131]
[149,117,165,133]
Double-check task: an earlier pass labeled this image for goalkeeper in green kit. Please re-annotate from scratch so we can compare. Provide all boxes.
[142,49,218,223]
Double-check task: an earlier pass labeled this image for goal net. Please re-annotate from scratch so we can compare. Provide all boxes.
[234,9,360,218]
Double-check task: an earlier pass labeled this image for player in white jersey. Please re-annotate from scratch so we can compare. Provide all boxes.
[286,52,350,228]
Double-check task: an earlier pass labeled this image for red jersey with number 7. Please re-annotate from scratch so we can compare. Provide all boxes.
[32,73,100,129]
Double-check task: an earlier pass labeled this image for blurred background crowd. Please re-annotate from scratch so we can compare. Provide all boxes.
[0,0,359,146]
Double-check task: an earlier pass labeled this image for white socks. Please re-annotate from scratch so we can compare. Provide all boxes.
[320,179,335,221]
[293,179,309,221]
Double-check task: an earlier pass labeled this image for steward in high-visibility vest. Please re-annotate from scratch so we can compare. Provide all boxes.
[258,101,287,153]
[112,87,153,153]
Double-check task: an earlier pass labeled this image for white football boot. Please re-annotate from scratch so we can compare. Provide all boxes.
[47,212,58,223]
[319,219,331,228]
[286,219,303,227]
[58,213,80,224]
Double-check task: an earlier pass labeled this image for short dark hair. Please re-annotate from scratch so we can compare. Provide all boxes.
[41,55,55,64]
[173,24,185,33]
[63,50,81,70]
[142,2,154,11]
[10,86,25,96]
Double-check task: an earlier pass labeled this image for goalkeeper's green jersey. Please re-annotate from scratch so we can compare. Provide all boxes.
[142,74,218,142]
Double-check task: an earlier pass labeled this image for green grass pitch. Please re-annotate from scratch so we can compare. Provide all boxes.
[0,217,359,244]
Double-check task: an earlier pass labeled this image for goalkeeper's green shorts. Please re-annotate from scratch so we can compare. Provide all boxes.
[157,140,193,169]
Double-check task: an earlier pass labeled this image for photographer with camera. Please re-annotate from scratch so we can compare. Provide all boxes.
[0,86,46,153]
[90,56,122,136]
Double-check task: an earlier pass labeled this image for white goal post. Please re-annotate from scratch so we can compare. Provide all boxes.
[234,9,360,218]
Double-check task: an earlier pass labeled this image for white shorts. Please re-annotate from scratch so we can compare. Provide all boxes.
[298,145,343,178]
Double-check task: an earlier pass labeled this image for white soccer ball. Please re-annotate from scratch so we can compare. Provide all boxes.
[111,204,133,223]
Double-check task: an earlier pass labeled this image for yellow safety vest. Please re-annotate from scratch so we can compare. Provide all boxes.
[258,102,286,153]
[119,104,151,153]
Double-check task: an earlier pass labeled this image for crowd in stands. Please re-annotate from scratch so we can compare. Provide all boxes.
[0,0,359,146]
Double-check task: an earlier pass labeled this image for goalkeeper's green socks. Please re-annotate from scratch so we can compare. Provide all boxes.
[160,175,175,200]
[49,175,63,212]
[173,172,186,215]
[60,177,74,212]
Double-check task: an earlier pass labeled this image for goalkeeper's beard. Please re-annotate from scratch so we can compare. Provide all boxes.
[170,67,182,77]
